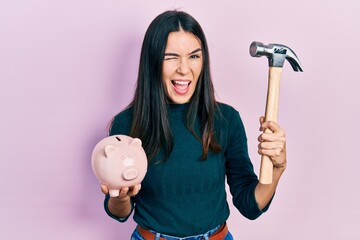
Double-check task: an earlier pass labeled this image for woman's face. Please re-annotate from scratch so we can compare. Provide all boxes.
[162,30,203,104]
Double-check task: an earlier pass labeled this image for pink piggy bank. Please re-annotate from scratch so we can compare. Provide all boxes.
[91,135,148,197]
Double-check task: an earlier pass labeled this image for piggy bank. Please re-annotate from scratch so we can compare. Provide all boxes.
[91,135,148,197]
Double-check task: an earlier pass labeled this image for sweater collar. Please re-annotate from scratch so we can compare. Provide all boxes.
[167,103,189,113]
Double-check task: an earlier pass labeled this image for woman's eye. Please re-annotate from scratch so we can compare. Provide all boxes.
[164,57,177,61]
[189,54,200,59]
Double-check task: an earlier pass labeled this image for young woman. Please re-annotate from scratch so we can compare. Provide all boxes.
[101,10,286,240]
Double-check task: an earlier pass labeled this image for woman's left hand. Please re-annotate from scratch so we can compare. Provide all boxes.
[258,116,287,169]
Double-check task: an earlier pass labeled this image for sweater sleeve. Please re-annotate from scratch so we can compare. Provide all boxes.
[104,194,135,222]
[103,112,135,222]
[225,109,272,220]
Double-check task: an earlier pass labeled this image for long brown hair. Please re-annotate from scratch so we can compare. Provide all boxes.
[120,10,221,161]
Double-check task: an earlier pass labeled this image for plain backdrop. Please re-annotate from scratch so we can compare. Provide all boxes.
[1,0,359,239]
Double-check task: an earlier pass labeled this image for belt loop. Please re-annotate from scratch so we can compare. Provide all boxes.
[155,233,161,240]
[204,233,209,240]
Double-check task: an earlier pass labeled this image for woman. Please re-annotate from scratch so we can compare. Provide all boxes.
[101,10,286,240]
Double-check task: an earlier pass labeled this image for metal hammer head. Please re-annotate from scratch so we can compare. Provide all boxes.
[250,41,303,72]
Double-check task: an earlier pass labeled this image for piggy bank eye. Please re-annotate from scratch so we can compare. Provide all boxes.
[120,155,125,160]
[128,154,133,158]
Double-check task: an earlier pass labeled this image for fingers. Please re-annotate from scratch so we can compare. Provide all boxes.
[118,187,130,199]
[257,143,283,157]
[258,141,284,151]
[258,118,285,141]
[101,184,109,194]
[258,131,285,142]
[260,120,282,133]
[118,184,142,198]
[257,118,286,157]
[130,184,141,196]
[102,184,142,199]
[258,138,285,157]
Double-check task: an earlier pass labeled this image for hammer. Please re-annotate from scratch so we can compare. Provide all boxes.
[249,41,302,184]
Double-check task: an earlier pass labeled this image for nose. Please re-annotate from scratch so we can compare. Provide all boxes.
[176,58,190,75]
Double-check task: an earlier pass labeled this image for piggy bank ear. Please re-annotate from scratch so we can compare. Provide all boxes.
[129,138,142,147]
[104,145,117,157]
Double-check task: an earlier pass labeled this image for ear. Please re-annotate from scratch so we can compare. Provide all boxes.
[104,145,117,157]
[129,138,142,148]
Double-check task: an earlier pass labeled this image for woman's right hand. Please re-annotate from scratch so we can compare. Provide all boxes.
[101,184,141,201]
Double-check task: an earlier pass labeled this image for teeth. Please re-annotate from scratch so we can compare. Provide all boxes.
[173,80,189,85]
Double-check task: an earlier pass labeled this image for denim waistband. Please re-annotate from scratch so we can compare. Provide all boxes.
[147,224,221,240]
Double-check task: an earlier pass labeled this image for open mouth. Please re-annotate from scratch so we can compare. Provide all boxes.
[171,80,191,95]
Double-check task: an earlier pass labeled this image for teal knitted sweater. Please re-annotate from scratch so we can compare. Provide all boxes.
[104,103,271,237]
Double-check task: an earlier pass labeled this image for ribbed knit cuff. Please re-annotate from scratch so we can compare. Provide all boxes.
[103,194,134,222]
[250,181,275,218]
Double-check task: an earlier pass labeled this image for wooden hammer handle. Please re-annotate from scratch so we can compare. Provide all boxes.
[259,67,283,184]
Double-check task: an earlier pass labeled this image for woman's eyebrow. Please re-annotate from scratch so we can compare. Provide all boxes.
[189,48,202,54]
[164,52,179,57]
[164,48,202,57]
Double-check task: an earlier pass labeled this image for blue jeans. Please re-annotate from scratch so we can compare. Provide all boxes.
[130,224,234,240]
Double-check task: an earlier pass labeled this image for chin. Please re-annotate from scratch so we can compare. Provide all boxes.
[170,97,190,104]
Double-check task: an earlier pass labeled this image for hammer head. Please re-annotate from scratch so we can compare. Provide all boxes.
[250,41,303,72]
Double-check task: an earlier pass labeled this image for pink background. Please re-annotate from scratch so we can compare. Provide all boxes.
[1,0,359,239]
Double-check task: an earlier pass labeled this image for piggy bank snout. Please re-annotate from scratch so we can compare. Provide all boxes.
[123,167,139,180]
